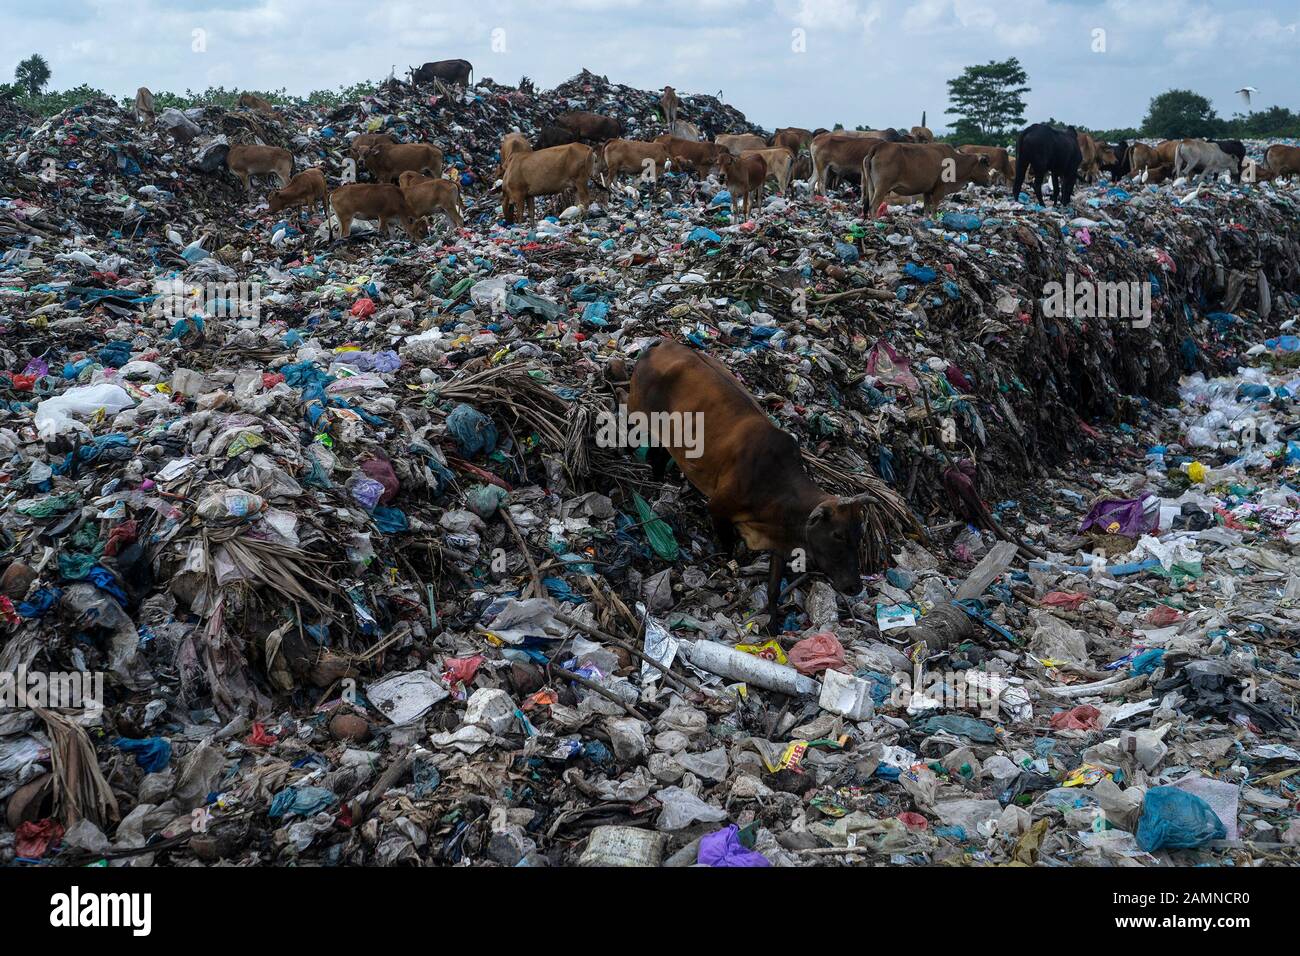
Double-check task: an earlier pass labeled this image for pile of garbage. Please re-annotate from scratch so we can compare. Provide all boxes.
[1,71,1299,867]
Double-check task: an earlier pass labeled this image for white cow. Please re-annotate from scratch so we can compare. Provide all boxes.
[1174,140,1236,183]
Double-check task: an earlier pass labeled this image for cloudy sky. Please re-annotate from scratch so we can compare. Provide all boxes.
[4,0,1297,132]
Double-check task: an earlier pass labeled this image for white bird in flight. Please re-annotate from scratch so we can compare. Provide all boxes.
[1236,85,1259,107]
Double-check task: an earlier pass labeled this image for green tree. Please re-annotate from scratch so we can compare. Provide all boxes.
[14,53,51,98]
[1230,106,1300,138]
[945,58,1029,144]
[1142,89,1220,139]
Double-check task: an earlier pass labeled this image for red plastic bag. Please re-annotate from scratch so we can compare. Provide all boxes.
[1041,591,1088,610]
[350,297,376,318]
[16,819,64,858]
[359,456,400,506]
[787,632,846,675]
[1049,704,1102,731]
[442,654,483,687]
[246,723,279,747]
[1144,605,1182,627]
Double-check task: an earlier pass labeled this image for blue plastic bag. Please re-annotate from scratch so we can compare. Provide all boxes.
[113,737,172,772]
[446,403,498,458]
[1136,786,1226,852]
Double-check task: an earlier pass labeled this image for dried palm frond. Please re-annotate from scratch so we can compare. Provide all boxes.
[434,362,570,448]
[565,404,592,479]
[34,707,120,827]
[204,528,340,618]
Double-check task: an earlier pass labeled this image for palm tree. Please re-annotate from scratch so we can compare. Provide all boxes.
[14,54,51,98]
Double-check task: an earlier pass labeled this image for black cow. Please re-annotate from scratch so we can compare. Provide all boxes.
[1101,140,1130,183]
[1012,123,1084,206]
[535,125,578,149]
[1215,139,1247,181]
[410,59,473,86]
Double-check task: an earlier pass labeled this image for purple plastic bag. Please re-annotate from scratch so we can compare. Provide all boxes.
[697,826,770,867]
[1079,493,1159,536]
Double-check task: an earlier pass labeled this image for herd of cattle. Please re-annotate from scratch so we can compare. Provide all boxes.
[148,72,1300,240]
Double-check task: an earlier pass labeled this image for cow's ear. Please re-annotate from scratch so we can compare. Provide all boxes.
[808,503,830,526]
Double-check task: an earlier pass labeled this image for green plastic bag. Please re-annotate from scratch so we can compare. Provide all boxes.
[632,493,679,562]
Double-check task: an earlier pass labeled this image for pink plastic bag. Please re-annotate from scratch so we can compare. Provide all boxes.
[787,632,846,675]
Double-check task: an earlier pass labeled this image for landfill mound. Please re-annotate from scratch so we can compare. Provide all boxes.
[1,71,1299,866]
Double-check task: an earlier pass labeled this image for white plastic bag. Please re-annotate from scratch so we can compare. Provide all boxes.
[34,383,136,439]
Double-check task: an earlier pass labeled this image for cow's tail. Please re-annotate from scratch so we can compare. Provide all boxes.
[863,153,876,216]
[1012,126,1032,197]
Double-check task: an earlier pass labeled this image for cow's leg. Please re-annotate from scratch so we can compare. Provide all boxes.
[1012,161,1028,203]
[871,178,891,219]
[338,213,352,238]
[646,446,670,482]
[765,549,788,635]
[1061,172,1078,206]
[707,503,739,556]
[575,178,590,215]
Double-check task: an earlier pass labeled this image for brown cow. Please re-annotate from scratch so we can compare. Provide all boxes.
[957,145,1014,185]
[864,142,992,217]
[501,131,533,168]
[268,168,329,231]
[134,87,156,124]
[329,184,419,239]
[398,171,464,230]
[226,144,293,192]
[349,132,397,164]
[502,143,597,224]
[600,139,669,187]
[851,128,904,140]
[661,86,679,130]
[911,126,935,143]
[237,92,275,114]
[654,136,725,177]
[362,143,443,184]
[670,120,702,141]
[628,337,867,631]
[791,152,813,182]
[771,127,813,154]
[1143,163,1173,185]
[1077,132,1105,181]
[810,132,886,195]
[718,151,767,218]
[1265,144,1300,181]
[740,147,795,195]
[1153,140,1188,168]
[716,133,767,155]
[492,131,534,182]
[1128,142,1158,178]
[556,111,621,141]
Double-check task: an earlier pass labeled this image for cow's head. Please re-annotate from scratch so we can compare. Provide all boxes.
[805,497,866,595]
[716,150,738,183]
[267,190,286,214]
[967,153,994,186]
